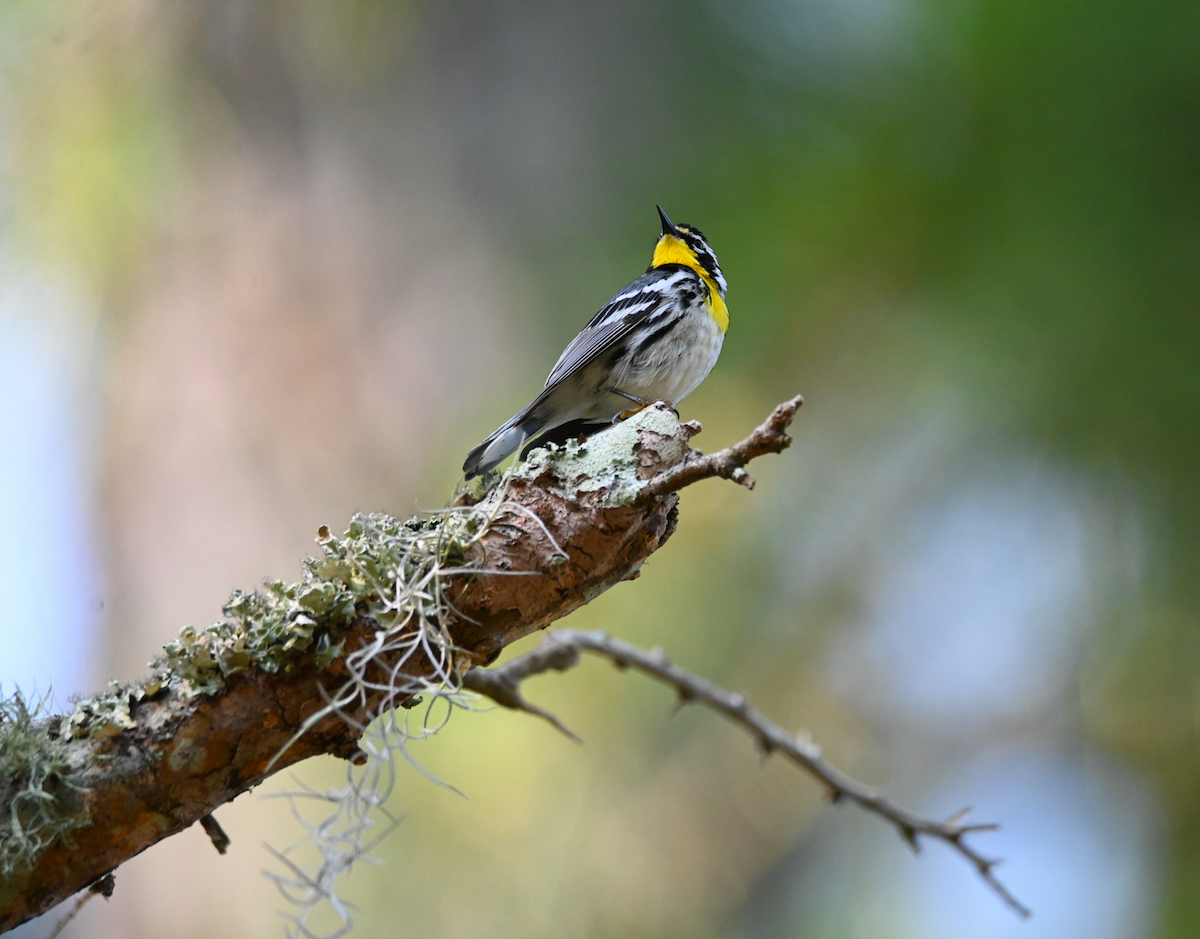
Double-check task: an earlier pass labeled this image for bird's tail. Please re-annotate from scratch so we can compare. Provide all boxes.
[462,413,542,479]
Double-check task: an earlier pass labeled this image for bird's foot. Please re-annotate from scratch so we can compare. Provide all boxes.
[612,399,678,422]
[614,403,651,422]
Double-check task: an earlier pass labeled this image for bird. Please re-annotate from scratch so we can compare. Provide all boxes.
[462,205,728,479]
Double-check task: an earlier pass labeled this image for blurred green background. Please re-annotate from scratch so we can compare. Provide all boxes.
[1,0,1196,936]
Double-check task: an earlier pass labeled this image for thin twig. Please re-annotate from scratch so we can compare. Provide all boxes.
[644,395,804,495]
[466,628,1031,919]
[45,878,108,939]
[461,641,584,742]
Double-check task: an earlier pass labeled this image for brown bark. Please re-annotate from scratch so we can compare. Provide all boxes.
[0,399,799,932]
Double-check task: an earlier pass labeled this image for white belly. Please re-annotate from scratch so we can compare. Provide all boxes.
[611,300,725,405]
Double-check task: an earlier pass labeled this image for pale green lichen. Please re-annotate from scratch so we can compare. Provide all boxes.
[62,512,476,744]
[513,405,686,505]
[0,691,88,875]
[58,682,147,741]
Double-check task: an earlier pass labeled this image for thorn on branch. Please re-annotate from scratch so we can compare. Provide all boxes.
[462,667,582,744]
[88,873,115,898]
[199,813,231,855]
[668,686,694,716]
[523,702,583,743]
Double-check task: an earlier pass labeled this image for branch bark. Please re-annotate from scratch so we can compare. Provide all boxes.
[0,398,799,932]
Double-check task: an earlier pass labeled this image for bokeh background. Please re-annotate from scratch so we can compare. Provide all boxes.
[1,0,1196,936]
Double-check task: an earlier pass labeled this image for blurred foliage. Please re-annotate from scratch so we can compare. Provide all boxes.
[1,0,1198,936]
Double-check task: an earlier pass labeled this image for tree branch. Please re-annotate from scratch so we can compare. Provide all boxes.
[0,398,796,932]
[467,629,1032,919]
[643,394,803,494]
[4,394,1027,930]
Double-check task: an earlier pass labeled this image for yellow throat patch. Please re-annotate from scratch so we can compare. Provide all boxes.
[651,235,729,333]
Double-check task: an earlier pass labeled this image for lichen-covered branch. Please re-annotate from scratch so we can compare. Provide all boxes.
[466,629,1031,919]
[0,398,799,933]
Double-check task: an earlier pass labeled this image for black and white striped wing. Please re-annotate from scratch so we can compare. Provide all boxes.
[542,268,690,391]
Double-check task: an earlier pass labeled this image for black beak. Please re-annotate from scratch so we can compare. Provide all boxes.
[657,205,678,237]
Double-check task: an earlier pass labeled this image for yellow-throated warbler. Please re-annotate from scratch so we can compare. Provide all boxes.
[463,206,728,479]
